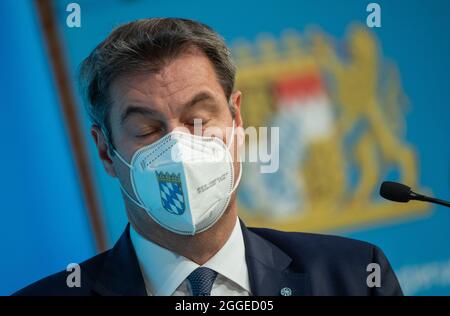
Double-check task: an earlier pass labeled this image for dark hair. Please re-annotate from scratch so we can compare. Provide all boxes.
[79,18,236,145]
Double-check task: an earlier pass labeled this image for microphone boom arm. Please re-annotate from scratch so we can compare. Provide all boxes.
[410,191,450,208]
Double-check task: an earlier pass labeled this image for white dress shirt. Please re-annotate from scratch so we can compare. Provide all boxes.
[130,217,252,296]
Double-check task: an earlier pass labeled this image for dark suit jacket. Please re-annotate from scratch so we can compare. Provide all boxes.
[13,220,403,296]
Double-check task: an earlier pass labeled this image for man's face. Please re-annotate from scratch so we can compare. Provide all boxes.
[92,47,242,203]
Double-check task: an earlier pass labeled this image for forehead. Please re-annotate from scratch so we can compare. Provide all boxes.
[109,49,226,113]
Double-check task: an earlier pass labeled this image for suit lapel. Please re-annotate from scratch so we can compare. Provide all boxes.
[92,224,147,296]
[91,221,310,296]
[240,220,311,296]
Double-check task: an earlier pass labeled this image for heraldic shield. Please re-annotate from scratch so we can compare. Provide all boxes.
[156,171,186,215]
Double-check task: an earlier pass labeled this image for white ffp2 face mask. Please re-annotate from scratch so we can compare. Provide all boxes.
[112,122,241,235]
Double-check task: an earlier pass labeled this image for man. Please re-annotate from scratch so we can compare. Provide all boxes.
[15,18,403,296]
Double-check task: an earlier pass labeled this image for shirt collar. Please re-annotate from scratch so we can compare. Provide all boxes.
[130,217,251,296]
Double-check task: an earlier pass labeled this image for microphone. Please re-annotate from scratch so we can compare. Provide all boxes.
[379,181,450,208]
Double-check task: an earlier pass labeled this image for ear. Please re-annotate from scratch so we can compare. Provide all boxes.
[231,90,243,128]
[231,91,245,148]
[91,125,117,177]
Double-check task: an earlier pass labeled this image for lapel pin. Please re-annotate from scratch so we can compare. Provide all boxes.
[280,287,292,296]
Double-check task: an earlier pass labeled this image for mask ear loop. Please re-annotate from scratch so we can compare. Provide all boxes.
[100,126,134,169]
[229,160,242,195]
[112,149,149,209]
[225,120,242,195]
[102,128,148,209]
[119,181,147,210]
[113,149,134,169]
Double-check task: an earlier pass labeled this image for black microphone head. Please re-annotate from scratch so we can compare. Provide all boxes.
[380,181,412,203]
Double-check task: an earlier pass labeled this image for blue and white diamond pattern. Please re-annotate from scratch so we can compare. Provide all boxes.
[159,179,185,215]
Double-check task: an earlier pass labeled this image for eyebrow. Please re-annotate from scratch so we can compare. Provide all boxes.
[120,106,161,125]
[120,91,218,124]
[184,91,216,109]
[180,91,221,117]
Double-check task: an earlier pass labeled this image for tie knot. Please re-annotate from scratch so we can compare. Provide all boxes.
[187,267,218,296]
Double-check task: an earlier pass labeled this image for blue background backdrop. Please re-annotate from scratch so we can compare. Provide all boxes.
[1,0,449,295]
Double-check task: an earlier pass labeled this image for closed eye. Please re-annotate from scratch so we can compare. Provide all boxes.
[136,129,161,138]
[185,118,211,127]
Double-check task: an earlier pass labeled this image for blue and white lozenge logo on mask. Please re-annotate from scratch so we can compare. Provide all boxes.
[156,172,186,216]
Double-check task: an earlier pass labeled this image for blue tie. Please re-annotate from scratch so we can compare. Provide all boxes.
[187,267,218,296]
